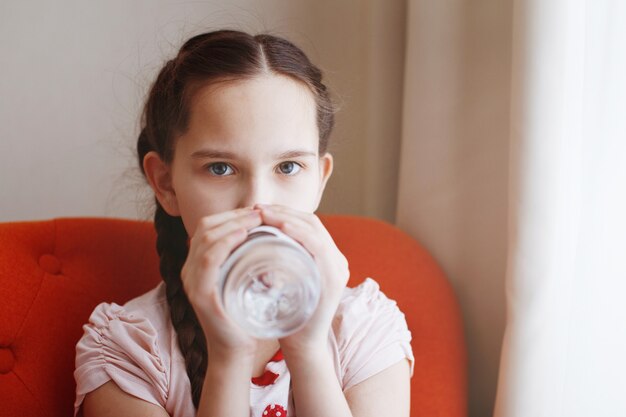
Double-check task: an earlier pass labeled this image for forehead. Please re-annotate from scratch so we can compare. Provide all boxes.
[180,74,319,155]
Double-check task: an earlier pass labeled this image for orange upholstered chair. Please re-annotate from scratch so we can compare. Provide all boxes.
[0,215,466,417]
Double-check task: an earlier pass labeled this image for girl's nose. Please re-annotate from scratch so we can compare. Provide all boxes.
[238,177,272,208]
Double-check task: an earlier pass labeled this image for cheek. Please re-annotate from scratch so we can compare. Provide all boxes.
[175,184,238,234]
[275,176,322,212]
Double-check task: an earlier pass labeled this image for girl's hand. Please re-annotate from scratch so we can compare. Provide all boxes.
[180,207,263,355]
[255,204,350,356]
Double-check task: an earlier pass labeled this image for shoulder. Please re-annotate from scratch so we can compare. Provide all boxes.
[77,282,173,371]
[330,278,414,390]
[106,282,171,330]
[81,283,172,350]
[74,283,174,412]
[334,278,404,330]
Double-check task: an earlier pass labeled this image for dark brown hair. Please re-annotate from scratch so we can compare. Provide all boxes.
[136,30,335,408]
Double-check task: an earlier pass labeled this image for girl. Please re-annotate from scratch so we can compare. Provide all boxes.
[74,30,413,417]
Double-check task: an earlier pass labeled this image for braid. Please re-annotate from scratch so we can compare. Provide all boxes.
[153,203,207,408]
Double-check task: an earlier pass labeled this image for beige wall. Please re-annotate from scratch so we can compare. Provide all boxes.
[0,0,405,222]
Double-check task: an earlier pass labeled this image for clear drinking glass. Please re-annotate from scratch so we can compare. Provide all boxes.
[219,225,320,339]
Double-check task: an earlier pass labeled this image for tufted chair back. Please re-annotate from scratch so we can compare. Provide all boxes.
[0,216,466,417]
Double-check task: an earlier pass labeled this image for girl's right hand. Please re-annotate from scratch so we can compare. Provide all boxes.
[180,207,263,356]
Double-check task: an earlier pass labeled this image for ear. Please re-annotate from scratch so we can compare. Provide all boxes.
[315,152,334,205]
[143,151,181,216]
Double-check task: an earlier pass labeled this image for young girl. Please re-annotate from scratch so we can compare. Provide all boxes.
[74,30,414,417]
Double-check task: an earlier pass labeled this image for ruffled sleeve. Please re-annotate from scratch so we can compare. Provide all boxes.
[333,278,414,391]
[73,302,169,415]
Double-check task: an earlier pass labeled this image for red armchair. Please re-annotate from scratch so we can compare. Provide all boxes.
[0,215,466,416]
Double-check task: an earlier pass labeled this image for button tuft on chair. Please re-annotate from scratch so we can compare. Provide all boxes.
[0,347,16,374]
[39,254,62,275]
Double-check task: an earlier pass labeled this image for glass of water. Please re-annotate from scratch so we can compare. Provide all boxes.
[219,225,320,339]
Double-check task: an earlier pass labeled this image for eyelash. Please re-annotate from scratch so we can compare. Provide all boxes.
[204,161,304,177]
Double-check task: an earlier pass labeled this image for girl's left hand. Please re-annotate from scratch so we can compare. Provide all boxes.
[255,204,350,355]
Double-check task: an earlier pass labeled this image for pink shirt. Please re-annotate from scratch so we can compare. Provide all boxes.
[74,278,414,417]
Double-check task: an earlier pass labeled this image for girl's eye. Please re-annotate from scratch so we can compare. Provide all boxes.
[207,162,234,176]
[278,161,302,175]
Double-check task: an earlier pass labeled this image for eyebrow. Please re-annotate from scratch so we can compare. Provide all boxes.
[276,150,318,159]
[191,149,236,159]
[190,149,318,160]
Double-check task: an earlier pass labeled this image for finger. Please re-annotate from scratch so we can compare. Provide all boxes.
[182,226,250,292]
[258,207,314,233]
[256,204,319,230]
[237,206,346,281]
[187,211,263,273]
[192,210,262,248]
[260,211,336,259]
[189,211,261,257]
[193,207,260,235]
[259,207,332,246]
[200,227,251,272]
[254,203,316,223]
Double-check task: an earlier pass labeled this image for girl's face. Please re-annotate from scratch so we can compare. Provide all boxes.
[144,74,333,236]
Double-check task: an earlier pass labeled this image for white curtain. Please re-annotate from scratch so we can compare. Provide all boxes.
[494,1,626,416]
[397,0,626,416]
